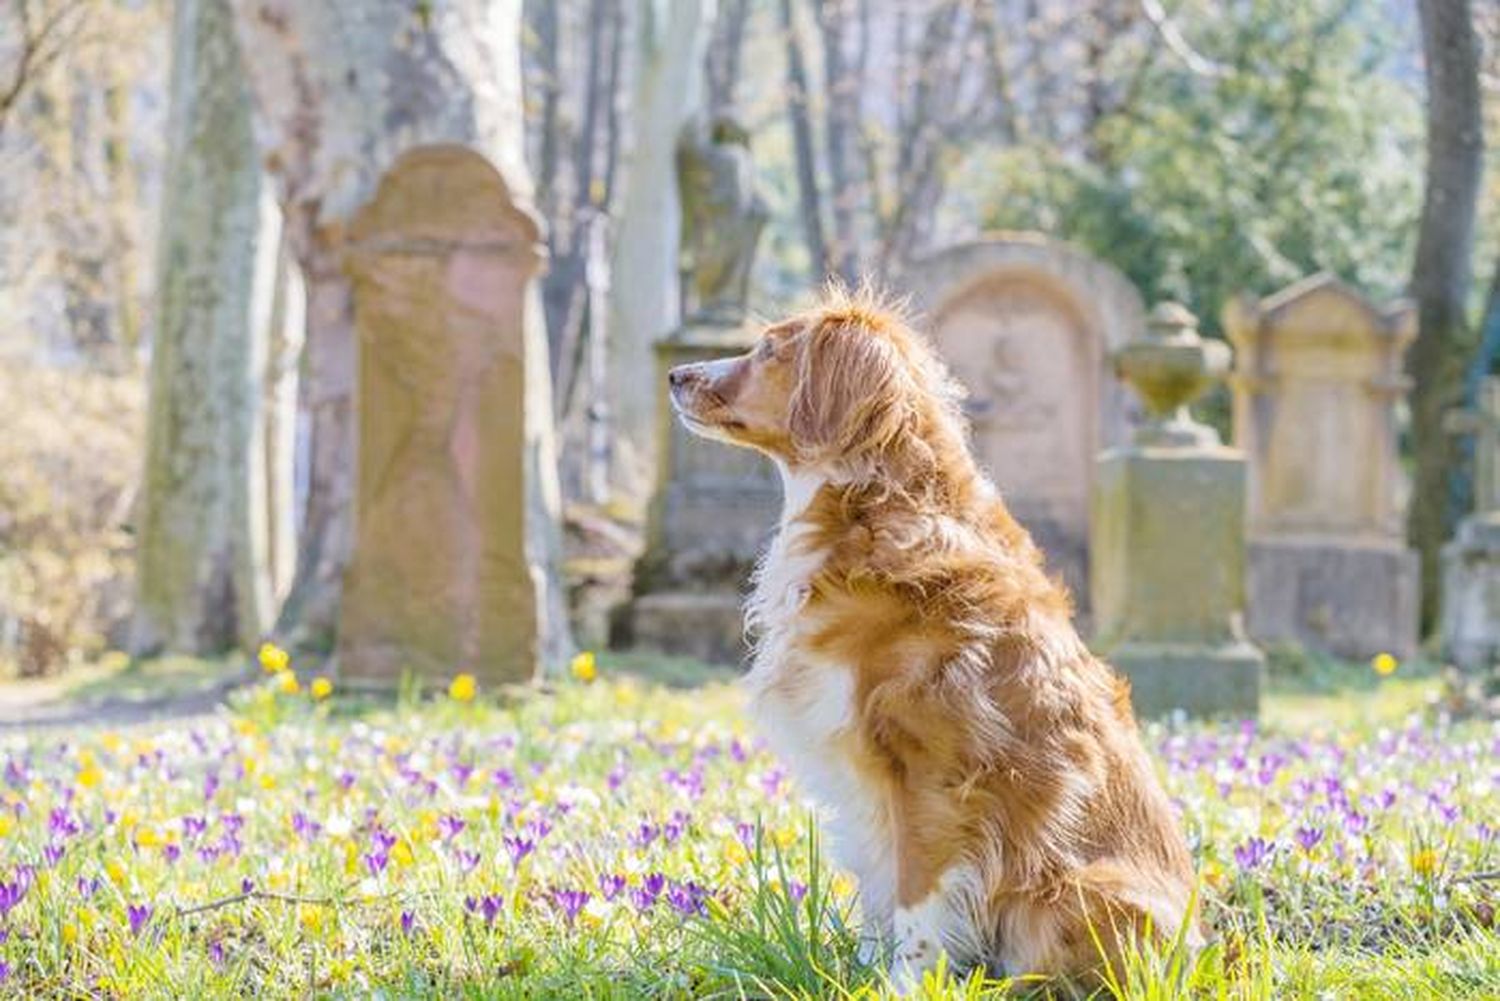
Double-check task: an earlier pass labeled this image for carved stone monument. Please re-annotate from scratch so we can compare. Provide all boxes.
[675,113,770,324]
[1443,378,1500,670]
[902,235,1145,610]
[630,115,777,663]
[338,146,569,685]
[1092,303,1264,718]
[1225,273,1418,660]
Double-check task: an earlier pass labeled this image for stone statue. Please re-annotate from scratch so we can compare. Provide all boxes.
[676,113,768,325]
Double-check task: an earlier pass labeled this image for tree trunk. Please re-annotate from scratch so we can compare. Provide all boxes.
[231,0,573,666]
[131,0,274,656]
[259,221,304,602]
[1408,0,1484,631]
[603,0,711,505]
[815,0,860,283]
[705,0,751,116]
[779,0,829,280]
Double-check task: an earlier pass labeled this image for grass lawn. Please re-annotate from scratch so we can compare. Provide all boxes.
[0,649,1496,998]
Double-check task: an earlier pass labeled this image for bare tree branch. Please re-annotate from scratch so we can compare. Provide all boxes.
[0,0,93,134]
[1139,0,1227,79]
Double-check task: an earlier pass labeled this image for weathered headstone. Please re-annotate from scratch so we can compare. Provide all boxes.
[1225,273,1418,660]
[902,235,1145,608]
[630,115,777,664]
[338,145,568,685]
[1092,303,1264,718]
[1443,378,1500,670]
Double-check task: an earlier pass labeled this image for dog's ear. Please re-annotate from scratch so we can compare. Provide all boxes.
[788,318,908,458]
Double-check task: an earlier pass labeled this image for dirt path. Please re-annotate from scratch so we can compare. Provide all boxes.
[0,668,253,731]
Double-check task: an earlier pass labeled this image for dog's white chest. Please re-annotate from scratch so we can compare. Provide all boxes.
[745,465,897,926]
[747,655,896,926]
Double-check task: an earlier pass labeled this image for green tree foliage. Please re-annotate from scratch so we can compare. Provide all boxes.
[973,0,1422,334]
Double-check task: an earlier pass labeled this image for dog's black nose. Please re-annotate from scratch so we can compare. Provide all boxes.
[668,366,692,390]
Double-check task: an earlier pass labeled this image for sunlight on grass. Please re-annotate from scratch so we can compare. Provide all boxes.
[0,647,1494,997]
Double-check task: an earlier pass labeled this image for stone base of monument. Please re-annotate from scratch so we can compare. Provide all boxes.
[1091,445,1264,718]
[628,320,780,667]
[1110,642,1263,719]
[631,591,747,666]
[1246,540,1419,661]
[1442,515,1500,670]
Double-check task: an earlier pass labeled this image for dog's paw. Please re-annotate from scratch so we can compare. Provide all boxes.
[889,905,944,995]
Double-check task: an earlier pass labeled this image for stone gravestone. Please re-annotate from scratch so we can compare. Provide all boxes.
[338,145,568,685]
[1442,378,1500,670]
[1092,303,1264,718]
[1225,273,1418,660]
[629,114,777,664]
[902,235,1145,610]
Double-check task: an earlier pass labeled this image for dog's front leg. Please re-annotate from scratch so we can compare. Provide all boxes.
[887,794,950,995]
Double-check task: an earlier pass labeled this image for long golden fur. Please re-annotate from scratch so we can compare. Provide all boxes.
[666,285,1197,988]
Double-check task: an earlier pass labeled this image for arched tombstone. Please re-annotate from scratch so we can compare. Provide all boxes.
[1225,274,1418,660]
[902,234,1145,611]
[337,145,567,686]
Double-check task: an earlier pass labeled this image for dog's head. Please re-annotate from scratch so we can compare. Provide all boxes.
[668,288,957,471]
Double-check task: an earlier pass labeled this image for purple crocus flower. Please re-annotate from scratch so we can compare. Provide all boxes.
[208,940,226,968]
[42,843,64,868]
[1233,837,1272,871]
[663,811,690,845]
[551,888,590,924]
[465,894,503,924]
[483,894,507,930]
[598,873,626,900]
[241,878,255,895]
[787,881,808,903]
[77,876,99,899]
[291,811,321,842]
[48,808,80,839]
[666,880,709,917]
[182,815,208,840]
[400,910,416,936]
[0,867,34,917]
[630,822,660,850]
[629,872,666,912]
[364,850,389,876]
[162,844,181,864]
[220,813,245,836]
[491,768,517,791]
[1294,826,1324,853]
[437,815,466,842]
[454,849,481,874]
[524,818,553,842]
[127,903,153,936]
[502,835,534,868]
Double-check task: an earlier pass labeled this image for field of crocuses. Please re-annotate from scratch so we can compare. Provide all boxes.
[1,652,1498,999]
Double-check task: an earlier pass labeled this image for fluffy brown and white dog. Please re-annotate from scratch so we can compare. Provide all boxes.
[666,287,1197,989]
